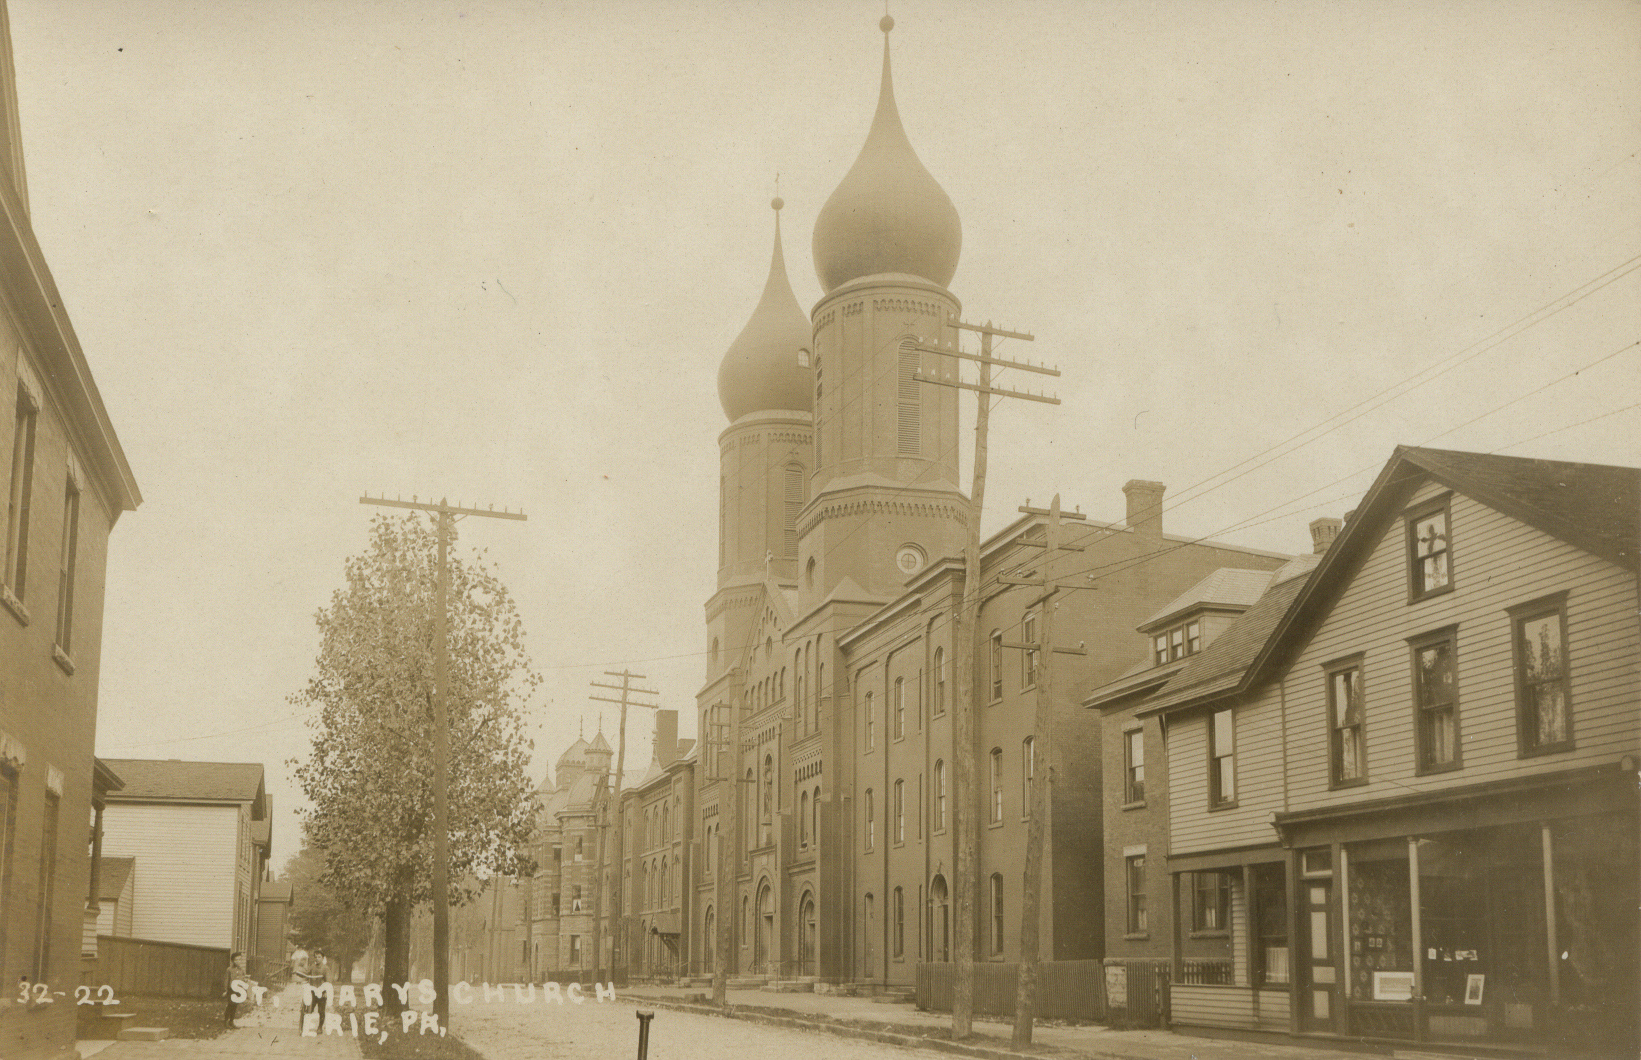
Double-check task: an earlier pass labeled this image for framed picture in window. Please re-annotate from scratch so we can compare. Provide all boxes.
[1465,974,1485,1005]
[1373,971,1415,1001]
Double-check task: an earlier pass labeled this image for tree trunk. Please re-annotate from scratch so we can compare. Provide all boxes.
[382,890,411,1018]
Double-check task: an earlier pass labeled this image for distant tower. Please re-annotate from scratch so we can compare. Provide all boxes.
[802,15,967,606]
[706,197,814,678]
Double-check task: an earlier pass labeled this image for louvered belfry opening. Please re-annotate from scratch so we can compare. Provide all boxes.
[897,339,920,456]
[783,463,805,558]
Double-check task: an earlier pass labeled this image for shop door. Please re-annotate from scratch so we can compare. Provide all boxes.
[1300,879,1339,1031]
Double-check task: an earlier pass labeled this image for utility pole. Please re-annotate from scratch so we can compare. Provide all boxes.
[1000,495,1086,1045]
[590,669,659,986]
[914,321,1058,1038]
[359,495,527,1028]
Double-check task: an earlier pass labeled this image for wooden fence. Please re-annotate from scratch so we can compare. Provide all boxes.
[915,960,1106,1021]
[94,935,229,999]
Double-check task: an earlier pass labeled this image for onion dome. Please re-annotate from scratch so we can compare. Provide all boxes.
[812,16,961,294]
[718,198,813,421]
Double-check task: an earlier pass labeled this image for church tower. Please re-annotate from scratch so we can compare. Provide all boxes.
[800,15,968,608]
[706,199,814,679]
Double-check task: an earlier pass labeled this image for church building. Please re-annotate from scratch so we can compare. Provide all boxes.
[685,15,1290,990]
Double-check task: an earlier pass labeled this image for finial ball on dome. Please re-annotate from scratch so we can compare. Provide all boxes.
[771,196,784,211]
[880,14,894,32]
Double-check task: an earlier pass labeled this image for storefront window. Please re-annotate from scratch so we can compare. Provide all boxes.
[1418,826,1542,1009]
[1347,844,1413,1002]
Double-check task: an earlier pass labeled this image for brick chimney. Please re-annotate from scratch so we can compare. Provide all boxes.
[1123,480,1165,543]
[655,709,678,768]
[1309,516,1342,555]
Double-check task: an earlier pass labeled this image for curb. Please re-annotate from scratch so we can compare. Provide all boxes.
[625,995,1135,1060]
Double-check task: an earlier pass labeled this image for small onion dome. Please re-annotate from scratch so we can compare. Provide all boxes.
[812,19,961,294]
[718,199,813,421]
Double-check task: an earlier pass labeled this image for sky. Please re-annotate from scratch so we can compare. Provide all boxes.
[9,0,1638,872]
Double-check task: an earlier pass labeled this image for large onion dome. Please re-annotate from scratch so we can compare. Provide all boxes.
[717,198,813,421]
[812,16,961,294]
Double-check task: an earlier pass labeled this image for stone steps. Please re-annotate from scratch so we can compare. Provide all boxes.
[117,1026,169,1041]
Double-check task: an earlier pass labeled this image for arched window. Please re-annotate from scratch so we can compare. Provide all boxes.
[814,358,823,465]
[784,463,804,558]
[933,760,946,832]
[762,755,774,821]
[742,894,750,939]
[893,779,904,844]
[1022,611,1039,688]
[893,676,905,739]
[933,647,947,716]
[991,873,1005,955]
[1022,736,1035,816]
[864,788,875,851]
[711,637,720,669]
[893,886,905,958]
[897,339,920,455]
[743,769,754,852]
[811,784,820,847]
[719,476,727,566]
[800,790,810,846]
[864,690,875,750]
[989,630,1004,701]
[805,556,816,591]
[990,748,1003,822]
[705,906,717,967]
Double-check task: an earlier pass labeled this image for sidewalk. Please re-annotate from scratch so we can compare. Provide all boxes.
[78,983,363,1059]
[619,983,1382,1060]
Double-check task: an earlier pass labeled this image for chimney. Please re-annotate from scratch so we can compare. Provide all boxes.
[1309,516,1342,555]
[1123,480,1165,543]
[655,710,679,768]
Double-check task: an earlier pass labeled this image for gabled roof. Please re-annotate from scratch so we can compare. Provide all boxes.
[1139,567,1276,631]
[98,857,134,901]
[1394,446,1637,571]
[101,759,265,807]
[1140,446,1638,717]
[259,880,293,903]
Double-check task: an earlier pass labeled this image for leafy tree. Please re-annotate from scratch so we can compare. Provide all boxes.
[282,834,373,981]
[291,514,538,1018]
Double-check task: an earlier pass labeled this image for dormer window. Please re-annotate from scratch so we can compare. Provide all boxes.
[1152,619,1202,666]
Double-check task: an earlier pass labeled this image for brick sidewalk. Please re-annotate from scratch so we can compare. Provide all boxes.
[80,984,363,1058]
[618,984,1382,1060]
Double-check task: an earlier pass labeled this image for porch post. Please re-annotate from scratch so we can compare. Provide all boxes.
[1408,837,1424,1043]
[1170,872,1182,984]
[1286,852,1301,1036]
[1337,843,1351,1033]
[1541,823,1559,1006]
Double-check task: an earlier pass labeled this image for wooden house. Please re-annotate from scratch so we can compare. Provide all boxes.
[1127,446,1638,1054]
[98,760,271,954]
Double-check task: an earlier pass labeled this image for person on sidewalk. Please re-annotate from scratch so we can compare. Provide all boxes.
[224,950,246,1029]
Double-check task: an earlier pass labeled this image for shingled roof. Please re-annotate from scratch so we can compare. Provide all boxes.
[1395,446,1638,571]
[1137,568,1315,716]
[101,759,266,808]
[1139,446,1638,717]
